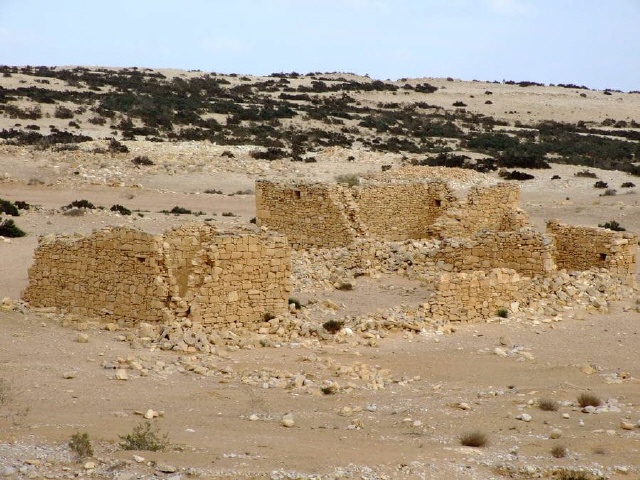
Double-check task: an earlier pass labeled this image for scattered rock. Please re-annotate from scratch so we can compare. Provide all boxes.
[114,369,129,381]
[76,333,89,343]
[62,371,77,379]
[281,413,295,428]
[516,413,532,422]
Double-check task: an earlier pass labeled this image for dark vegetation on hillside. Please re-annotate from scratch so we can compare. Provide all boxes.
[0,65,639,175]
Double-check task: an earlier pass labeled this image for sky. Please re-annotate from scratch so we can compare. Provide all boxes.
[1,0,639,91]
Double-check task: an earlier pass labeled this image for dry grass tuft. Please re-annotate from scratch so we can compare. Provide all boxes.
[551,444,568,458]
[459,430,488,447]
[577,392,602,408]
[538,397,559,411]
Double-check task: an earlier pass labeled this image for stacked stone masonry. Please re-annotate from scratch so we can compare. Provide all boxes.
[547,220,637,277]
[256,179,530,248]
[23,224,291,326]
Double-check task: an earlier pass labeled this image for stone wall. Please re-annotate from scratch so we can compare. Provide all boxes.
[432,230,557,277]
[427,183,530,238]
[256,179,530,248]
[547,220,638,277]
[426,268,525,322]
[354,181,457,240]
[23,224,291,326]
[255,181,356,249]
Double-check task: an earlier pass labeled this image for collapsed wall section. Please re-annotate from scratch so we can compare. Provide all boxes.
[428,183,530,238]
[23,224,291,325]
[547,220,637,277]
[354,181,456,240]
[256,181,356,248]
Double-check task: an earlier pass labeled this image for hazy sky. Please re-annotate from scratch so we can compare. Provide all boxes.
[1,0,638,91]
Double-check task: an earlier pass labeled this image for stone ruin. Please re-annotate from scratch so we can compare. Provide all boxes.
[23,224,291,326]
[256,168,637,322]
[21,167,638,329]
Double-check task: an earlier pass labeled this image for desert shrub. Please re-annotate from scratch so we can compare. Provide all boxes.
[538,398,559,411]
[0,219,26,237]
[167,206,191,215]
[110,204,132,215]
[593,180,608,188]
[262,312,276,321]
[601,188,617,196]
[0,199,19,216]
[323,320,344,334]
[574,170,598,178]
[88,116,107,126]
[69,432,94,459]
[577,392,602,408]
[466,133,519,152]
[221,150,235,158]
[249,147,286,160]
[64,199,95,210]
[204,188,223,194]
[221,211,236,217]
[551,444,568,458]
[249,217,257,224]
[621,182,635,188]
[551,175,561,180]
[108,138,128,154]
[498,170,535,181]
[335,174,360,187]
[54,106,74,119]
[119,420,169,452]
[598,220,625,231]
[495,308,508,318]
[459,431,488,447]
[232,188,254,195]
[131,155,154,166]
[288,297,302,310]
[336,282,353,291]
[452,101,467,107]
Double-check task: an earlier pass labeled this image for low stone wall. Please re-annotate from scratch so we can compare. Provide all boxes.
[23,224,291,326]
[432,230,557,276]
[426,268,525,322]
[547,220,638,277]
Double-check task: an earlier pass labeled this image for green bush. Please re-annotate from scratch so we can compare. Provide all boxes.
[0,199,19,216]
[64,199,95,210]
[0,219,26,237]
[323,320,344,334]
[69,432,93,459]
[119,420,169,452]
[598,220,625,231]
[110,204,132,215]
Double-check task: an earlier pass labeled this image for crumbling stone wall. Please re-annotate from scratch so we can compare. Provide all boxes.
[23,224,291,325]
[547,220,637,277]
[432,230,557,277]
[427,183,530,238]
[426,268,525,322]
[354,181,456,240]
[256,179,530,248]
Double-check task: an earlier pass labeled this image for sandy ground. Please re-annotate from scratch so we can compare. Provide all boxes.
[1,73,640,479]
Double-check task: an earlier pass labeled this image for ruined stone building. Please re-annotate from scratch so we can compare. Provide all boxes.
[23,224,291,326]
[256,168,637,322]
